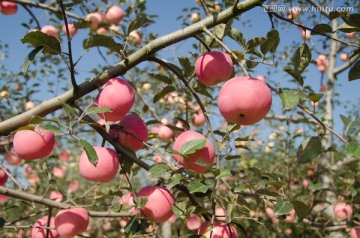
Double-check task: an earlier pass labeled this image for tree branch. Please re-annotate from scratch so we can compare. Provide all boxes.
[333,52,360,76]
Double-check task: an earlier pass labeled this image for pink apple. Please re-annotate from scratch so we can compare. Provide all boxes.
[167,214,177,224]
[55,207,89,238]
[41,25,59,39]
[301,30,311,40]
[85,12,104,29]
[195,51,233,86]
[153,155,163,163]
[350,227,360,238]
[285,228,292,236]
[186,214,201,230]
[302,179,310,188]
[128,31,141,45]
[24,101,36,110]
[106,5,124,25]
[137,186,175,223]
[157,124,174,141]
[61,23,77,37]
[256,75,266,82]
[31,216,58,238]
[49,191,63,202]
[0,167,10,186]
[95,78,135,122]
[13,127,55,161]
[79,146,120,183]
[59,150,71,162]
[0,194,9,203]
[172,130,215,173]
[0,1,17,15]
[333,203,353,220]
[109,114,148,151]
[340,53,349,61]
[119,192,137,214]
[284,209,296,223]
[5,151,22,166]
[190,12,201,23]
[191,110,206,127]
[346,32,356,39]
[198,221,238,238]
[52,166,66,178]
[96,27,107,35]
[218,76,272,125]
[215,207,226,221]
[68,180,80,192]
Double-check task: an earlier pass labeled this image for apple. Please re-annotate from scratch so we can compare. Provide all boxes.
[31,216,58,238]
[142,83,152,91]
[0,194,9,203]
[346,32,356,39]
[41,25,59,39]
[172,130,215,173]
[167,213,177,224]
[68,180,80,192]
[49,191,63,202]
[265,207,278,223]
[106,5,124,25]
[198,221,238,238]
[109,114,148,152]
[191,110,206,127]
[61,23,77,37]
[5,152,22,166]
[215,207,226,221]
[350,227,360,238]
[209,2,221,13]
[95,78,135,122]
[0,90,9,99]
[195,51,233,86]
[288,6,300,19]
[302,179,310,188]
[79,146,120,183]
[333,203,353,220]
[190,12,201,23]
[137,185,175,223]
[340,53,349,61]
[128,31,142,45]
[85,12,104,29]
[153,155,163,163]
[13,127,55,160]
[59,150,71,162]
[218,76,272,125]
[55,207,89,238]
[301,29,311,40]
[284,209,296,223]
[25,101,36,110]
[157,124,174,141]
[320,84,326,92]
[96,27,108,35]
[0,1,17,15]
[0,167,10,186]
[186,214,201,230]
[285,228,292,236]
[118,192,138,214]
[109,24,120,33]
[52,166,66,178]
[256,75,266,82]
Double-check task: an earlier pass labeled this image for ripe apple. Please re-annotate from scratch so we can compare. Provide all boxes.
[96,27,108,35]
[13,127,55,160]
[198,221,238,238]
[137,185,175,223]
[5,152,22,166]
[49,191,63,202]
[55,207,89,238]
[95,78,135,122]
[191,110,206,127]
[61,23,77,37]
[109,114,148,152]
[340,53,349,61]
[333,203,353,220]
[128,30,142,45]
[118,192,138,214]
[85,12,104,29]
[0,194,9,203]
[195,51,233,86]
[25,101,36,110]
[52,166,66,178]
[68,180,80,192]
[218,76,272,125]
[301,29,311,40]
[79,146,120,183]
[0,1,17,15]
[106,5,124,25]
[31,216,58,238]
[0,90,9,99]
[215,207,226,221]
[284,209,296,223]
[350,227,360,238]
[157,124,174,141]
[59,150,71,162]
[346,32,356,39]
[190,12,201,23]
[172,130,215,173]
[41,25,59,39]
[186,214,201,230]
[0,167,10,186]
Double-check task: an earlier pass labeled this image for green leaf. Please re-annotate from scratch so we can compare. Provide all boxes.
[279,89,300,110]
[80,140,98,166]
[16,125,35,132]
[292,200,311,220]
[83,35,124,53]
[311,24,333,35]
[193,84,213,99]
[260,29,280,54]
[187,181,209,193]
[62,103,76,119]
[178,57,194,78]
[166,174,183,188]
[85,107,112,115]
[215,169,233,179]
[346,141,360,159]
[29,116,59,125]
[172,201,187,216]
[342,13,360,28]
[39,125,61,133]
[293,43,311,76]
[73,21,92,29]
[244,37,266,52]
[179,139,206,155]
[134,197,148,209]
[255,189,279,197]
[21,31,61,54]
[22,46,43,75]
[274,197,293,215]
[349,60,360,81]
[149,163,171,179]
[308,93,323,102]
[337,23,360,33]
[127,17,151,35]
[149,73,173,84]
[268,181,286,190]
[297,136,322,164]
[214,23,228,40]
[309,182,322,191]
[283,66,304,85]
[153,85,176,103]
[0,217,5,228]
[124,217,139,233]
[229,28,246,46]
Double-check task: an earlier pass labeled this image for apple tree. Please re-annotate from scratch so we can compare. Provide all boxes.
[0,0,360,237]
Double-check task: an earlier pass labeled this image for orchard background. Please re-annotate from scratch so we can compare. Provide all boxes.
[0,0,360,237]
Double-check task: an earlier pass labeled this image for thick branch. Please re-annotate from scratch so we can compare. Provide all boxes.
[0,0,264,136]
[333,53,360,76]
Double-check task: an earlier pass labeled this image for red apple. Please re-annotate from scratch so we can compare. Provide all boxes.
[95,78,135,122]
[215,207,226,221]
[55,207,89,238]
[52,166,66,178]
[158,124,174,141]
[191,110,206,127]
[31,216,58,238]
[0,1,17,15]
[284,209,296,223]
[41,25,59,39]
[106,5,124,25]
[190,12,201,23]
[119,192,137,214]
[61,23,77,37]
[128,31,141,45]
[218,76,272,125]
[5,151,22,166]
[186,214,201,230]
[346,32,356,39]
[153,155,163,163]
[350,227,360,238]
[137,186,175,223]
[172,130,215,173]
[0,167,10,186]
[198,221,238,238]
[79,146,120,183]
[68,180,80,192]
[13,127,55,161]
[340,53,349,61]
[59,150,71,162]
[195,51,233,86]
[49,191,63,202]
[24,101,36,110]
[0,194,9,203]
[109,114,148,151]
[301,29,311,40]
[85,12,104,29]
[333,203,353,220]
